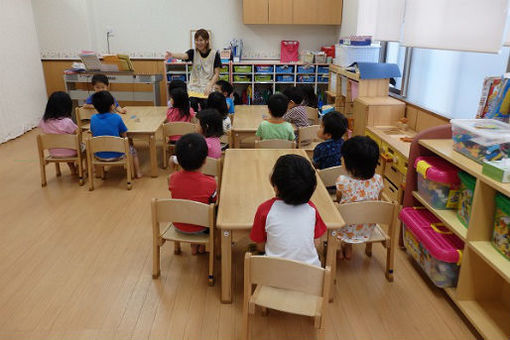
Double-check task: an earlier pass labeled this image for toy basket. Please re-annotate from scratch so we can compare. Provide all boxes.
[415,157,460,209]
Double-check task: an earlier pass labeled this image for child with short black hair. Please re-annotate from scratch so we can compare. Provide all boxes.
[301,84,318,108]
[206,91,231,131]
[166,87,196,141]
[335,136,383,259]
[196,109,223,159]
[214,80,235,114]
[256,93,295,141]
[250,154,326,266]
[313,111,348,169]
[283,86,309,128]
[168,133,217,255]
[38,91,79,174]
[90,91,142,178]
[83,74,127,114]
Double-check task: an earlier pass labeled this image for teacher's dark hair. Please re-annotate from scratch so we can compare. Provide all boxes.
[194,29,210,50]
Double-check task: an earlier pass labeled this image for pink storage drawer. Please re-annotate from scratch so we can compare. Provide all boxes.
[399,207,464,287]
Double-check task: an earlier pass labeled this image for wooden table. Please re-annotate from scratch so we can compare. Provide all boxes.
[216,149,345,303]
[231,105,268,148]
[123,106,166,177]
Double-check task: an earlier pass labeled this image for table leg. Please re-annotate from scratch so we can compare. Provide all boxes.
[149,134,157,178]
[326,230,338,302]
[221,229,233,303]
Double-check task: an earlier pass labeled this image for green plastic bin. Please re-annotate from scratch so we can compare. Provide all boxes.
[457,171,476,228]
[492,193,510,260]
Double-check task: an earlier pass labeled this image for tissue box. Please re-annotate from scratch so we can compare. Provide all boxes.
[482,159,510,182]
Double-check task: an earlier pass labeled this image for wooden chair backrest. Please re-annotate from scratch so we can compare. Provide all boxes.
[254,139,296,149]
[297,125,321,147]
[337,200,398,226]
[87,136,129,154]
[317,166,346,188]
[37,133,80,151]
[75,107,96,125]
[162,122,196,139]
[151,198,214,230]
[305,106,319,125]
[202,157,222,178]
[245,253,327,296]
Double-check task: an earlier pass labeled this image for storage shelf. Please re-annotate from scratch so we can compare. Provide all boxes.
[233,72,252,75]
[412,191,467,241]
[297,82,316,84]
[275,82,295,84]
[255,72,273,75]
[233,81,252,84]
[419,139,510,197]
[254,82,273,84]
[470,241,510,284]
[455,299,510,340]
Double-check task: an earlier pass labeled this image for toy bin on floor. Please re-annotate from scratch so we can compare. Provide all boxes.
[399,207,464,288]
[415,156,461,210]
[451,119,510,164]
[457,171,476,228]
[492,193,510,260]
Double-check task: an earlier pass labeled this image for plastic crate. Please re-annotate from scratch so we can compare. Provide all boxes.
[255,65,274,73]
[297,75,315,83]
[219,74,229,81]
[276,65,294,74]
[234,75,251,82]
[317,66,329,74]
[317,75,329,83]
[255,75,272,82]
[219,66,229,73]
[276,75,294,82]
[167,74,186,82]
[297,65,315,74]
[234,65,252,73]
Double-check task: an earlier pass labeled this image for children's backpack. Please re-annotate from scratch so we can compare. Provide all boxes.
[280,40,299,63]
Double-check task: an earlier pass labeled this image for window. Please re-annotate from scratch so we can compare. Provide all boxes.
[383,42,406,93]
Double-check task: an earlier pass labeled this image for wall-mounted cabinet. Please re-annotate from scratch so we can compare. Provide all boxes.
[243,0,342,25]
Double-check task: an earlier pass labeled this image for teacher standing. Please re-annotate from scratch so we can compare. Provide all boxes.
[165,29,222,112]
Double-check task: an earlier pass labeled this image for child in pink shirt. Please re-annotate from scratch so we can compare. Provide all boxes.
[166,87,196,142]
[196,109,223,159]
[38,91,79,175]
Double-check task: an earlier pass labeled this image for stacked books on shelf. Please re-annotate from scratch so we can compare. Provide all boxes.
[477,74,510,122]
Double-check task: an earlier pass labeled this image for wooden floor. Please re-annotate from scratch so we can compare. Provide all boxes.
[0,129,480,340]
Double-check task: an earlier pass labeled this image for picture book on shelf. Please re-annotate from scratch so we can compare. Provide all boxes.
[477,74,510,122]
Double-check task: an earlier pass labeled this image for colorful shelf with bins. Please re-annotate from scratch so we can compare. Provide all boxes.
[417,139,510,340]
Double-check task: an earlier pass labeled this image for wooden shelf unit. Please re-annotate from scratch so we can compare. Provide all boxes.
[165,61,330,104]
[417,139,510,340]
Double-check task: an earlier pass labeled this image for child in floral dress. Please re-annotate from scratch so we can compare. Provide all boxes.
[336,136,383,260]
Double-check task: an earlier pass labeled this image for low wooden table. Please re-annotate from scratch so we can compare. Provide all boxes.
[231,105,268,148]
[216,149,345,303]
[123,106,166,177]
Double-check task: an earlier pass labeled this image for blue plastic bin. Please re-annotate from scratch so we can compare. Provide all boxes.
[276,75,294,82]
[276,65,294,74]
[255,65,274,73]
[297,65,315,74]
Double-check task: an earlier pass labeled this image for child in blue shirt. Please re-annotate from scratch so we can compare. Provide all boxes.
[83,74,127,114]
[213,80,235,114]
[313,111,348,169]
[90,91,142,178]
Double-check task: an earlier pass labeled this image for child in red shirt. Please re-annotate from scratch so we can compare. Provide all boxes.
[168,133,217,255]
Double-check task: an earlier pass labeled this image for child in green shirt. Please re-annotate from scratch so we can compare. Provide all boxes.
[256,94,295,141]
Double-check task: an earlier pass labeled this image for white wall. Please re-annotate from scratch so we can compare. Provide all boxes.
[0,0,47,143]
[32,0,340,59]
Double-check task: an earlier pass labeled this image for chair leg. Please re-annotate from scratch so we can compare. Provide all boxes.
[241,294,251,340]
[126,159,132,191]
[55,162,61,177]
[163,145,168,169]
[386,239,395,282]
[101,166,106,180]
[78,159,84,186]
[94,165,102,178]
[152,241,161,279]
[88,162,94,191]
[365,242,373,257]
[40,162,47,187]
[208,241,215,286]
[174,241,181,255]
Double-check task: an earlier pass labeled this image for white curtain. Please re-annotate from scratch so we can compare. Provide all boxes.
[0,0,47,144]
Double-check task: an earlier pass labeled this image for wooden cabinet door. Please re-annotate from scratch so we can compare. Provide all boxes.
[268,0,293,24]
[294,0,342,25]
[243,0,269,24]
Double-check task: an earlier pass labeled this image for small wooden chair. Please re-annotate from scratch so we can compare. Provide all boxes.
[305,106,319,125]
[297,125,322,156]
[86,136,132,191]
[37,134,86,187]
[202,156,223,191]
[317,165,346,202]
[162,122,196,168]
[254,139,296,149]
[151,198,216,285]
[335,200,399,282]
[75,107,96,133]
[242,253,331,340]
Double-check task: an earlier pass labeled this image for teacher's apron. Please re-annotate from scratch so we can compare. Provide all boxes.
[188,48,217,95]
